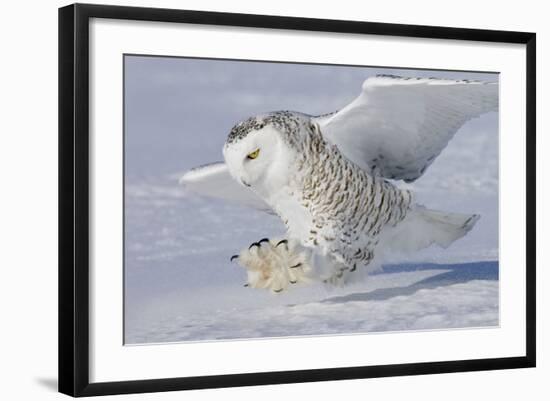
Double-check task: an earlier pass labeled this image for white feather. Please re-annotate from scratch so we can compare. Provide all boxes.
[314,75,498,181]
[179,162,273,213]
[379,206,480,255]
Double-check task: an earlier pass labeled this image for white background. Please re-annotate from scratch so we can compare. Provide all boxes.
[0,0,547,400]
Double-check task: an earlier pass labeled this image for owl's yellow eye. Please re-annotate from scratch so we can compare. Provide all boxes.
[247,149,260,160]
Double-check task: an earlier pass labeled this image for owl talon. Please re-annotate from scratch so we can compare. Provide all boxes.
[233,237,312,292]
[230,254,239,262]
[290,263,302,269]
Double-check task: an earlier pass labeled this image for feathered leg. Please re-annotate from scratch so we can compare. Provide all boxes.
[231,238,313,293]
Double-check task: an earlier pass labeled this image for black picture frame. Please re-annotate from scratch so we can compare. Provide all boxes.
[58,3,536,397]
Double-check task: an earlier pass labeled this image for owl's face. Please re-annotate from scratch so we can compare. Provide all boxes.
[223,124,296,200]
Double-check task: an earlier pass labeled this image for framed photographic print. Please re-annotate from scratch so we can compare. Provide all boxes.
[58,3,536,397]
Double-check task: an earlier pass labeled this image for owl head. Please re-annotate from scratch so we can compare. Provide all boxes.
[223,112,308,200]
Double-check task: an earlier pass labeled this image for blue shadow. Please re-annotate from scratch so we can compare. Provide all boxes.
[322,261,498,304]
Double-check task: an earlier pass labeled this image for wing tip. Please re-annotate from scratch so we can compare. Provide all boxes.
[178,173,190,185]
[179,162,227,185]
[364,74,498,90]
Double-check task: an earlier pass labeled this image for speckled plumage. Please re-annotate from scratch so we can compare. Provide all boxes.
[226,111,302,145]
[288,121,412,273]
[226,111,412,282]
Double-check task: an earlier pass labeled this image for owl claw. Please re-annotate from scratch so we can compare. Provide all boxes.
[290,263,302,269]
[230,254,239,262]
[234,237,312,293]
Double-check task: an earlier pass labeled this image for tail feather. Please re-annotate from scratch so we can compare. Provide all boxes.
[380,206,480,254]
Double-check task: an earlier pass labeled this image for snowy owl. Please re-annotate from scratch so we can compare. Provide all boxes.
[180,75,498,293]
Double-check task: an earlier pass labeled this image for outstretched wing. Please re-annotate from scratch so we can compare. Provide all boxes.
[179,162,274,213]
[314,75,498,182]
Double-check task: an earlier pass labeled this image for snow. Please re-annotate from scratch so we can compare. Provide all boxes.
[123,56,499,344]
[127,263,497,344]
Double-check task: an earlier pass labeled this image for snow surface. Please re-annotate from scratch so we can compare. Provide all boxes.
[123,57,499,344]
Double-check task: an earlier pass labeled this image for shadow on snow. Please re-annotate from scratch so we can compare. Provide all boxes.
[321,261,498,304]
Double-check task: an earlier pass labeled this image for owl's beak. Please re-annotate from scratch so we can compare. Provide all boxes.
[241,178,251,187]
